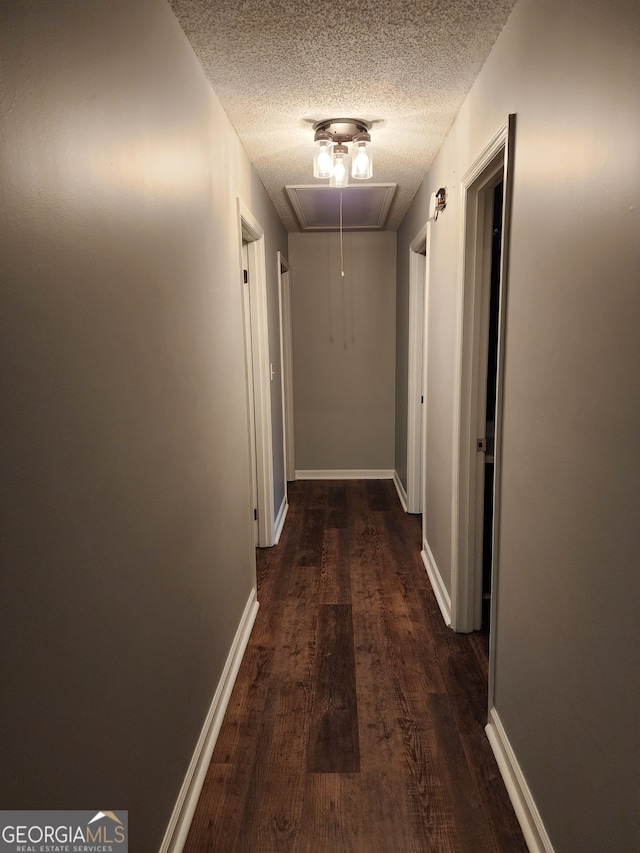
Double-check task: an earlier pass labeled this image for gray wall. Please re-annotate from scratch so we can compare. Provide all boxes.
[289,232,396,472]
[0,2,287,850]
[396,0,640,849]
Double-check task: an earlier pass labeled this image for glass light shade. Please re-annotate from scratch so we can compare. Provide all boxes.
[313,132,334,179]
[351,133,373,179]
[329,144,349,187]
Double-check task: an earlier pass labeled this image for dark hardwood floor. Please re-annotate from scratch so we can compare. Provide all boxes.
[184,480,528,853]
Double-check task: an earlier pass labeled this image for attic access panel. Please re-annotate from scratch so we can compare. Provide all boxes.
[285,184,396,231]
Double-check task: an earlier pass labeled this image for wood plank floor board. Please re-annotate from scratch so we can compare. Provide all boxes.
[275,579,317,687]
[244,680,309,853]
[460,730,531,853]
[210,642,276,765]
[381,507,422,560]
[428,617,490,736]
[307,604,360,773]
[395,704,456,852]
[386,611,447,697]
[297,771,427,853]
[352,597,413,777]
[326,482,348,529]
[189,679,282,853]
[185,764,241,853]
[255,504,303,641]
[295,506,326,568]
[374,554,446,702]
[425,692,499,853]
[183,480,527,853]
[319,526,351,605]
[295,774,359,853]
[351,769,426,853]
[349,513,445,707]
[230,680,283,852]
[365,478,395,512]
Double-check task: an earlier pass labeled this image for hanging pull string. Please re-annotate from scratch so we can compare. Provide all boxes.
[340,191,345,277]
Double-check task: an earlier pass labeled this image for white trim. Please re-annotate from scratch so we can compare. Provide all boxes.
[278,254,295,483]
[407,223,429,514]
[295,469,394,480]
[421,539,452,627]
[451,116,513,633]
[241,241,259,548]
[160,589,259,853]
[239,200,275,547]
[393,470,409,512]
[273,495,289,545]
[486,707,555,853]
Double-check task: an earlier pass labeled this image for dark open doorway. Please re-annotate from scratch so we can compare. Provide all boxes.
[481,180,504,629]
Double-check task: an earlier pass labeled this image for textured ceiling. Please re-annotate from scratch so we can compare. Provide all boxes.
[169,0,517,231]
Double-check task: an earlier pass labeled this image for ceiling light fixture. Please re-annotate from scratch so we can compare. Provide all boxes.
[351,131,373,180]
[330,144,349,188]
[313,118,373,183]
[313,131,334,179]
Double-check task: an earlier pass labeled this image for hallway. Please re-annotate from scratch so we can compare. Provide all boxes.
[184,480,527,852]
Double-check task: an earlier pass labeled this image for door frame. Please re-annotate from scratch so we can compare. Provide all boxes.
[278,252,295,484]
[451,115,515,634]
[407,223,430,513]
[239,200,275,547]
[241,240,259,546]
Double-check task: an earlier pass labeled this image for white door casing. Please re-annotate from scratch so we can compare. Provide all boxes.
[451,116,515,644]
[241,240,259,547]
[407,223,430,514]
[239,200,276,547]
[278,253,295,484]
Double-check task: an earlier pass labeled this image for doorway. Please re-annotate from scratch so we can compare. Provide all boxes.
[241,240,259,547]
[239,201,276,547]
[480,179,504,629]
[451,116,515,637]
[278,253,295,484]
[407,224,430,514]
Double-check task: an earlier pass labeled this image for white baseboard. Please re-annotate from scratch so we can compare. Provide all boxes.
[421,538,452,626]
[274,495,288,545]
[486,707,555,853]
[159,588,259,853]
[295,469,394,480]
[393,470,409,512]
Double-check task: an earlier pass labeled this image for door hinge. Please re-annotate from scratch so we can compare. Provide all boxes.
[243,269,248,284]
[421,395,424,404]
[254,508,258,521]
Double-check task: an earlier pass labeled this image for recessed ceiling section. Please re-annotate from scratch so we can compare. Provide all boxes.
[285,185,396,232]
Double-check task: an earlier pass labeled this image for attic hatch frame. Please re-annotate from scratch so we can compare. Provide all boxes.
[285,184,396,231]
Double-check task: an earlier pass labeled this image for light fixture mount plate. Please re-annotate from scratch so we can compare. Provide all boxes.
[313,118,371,143]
